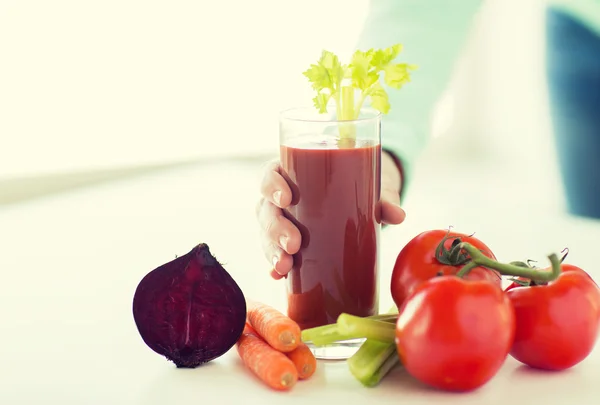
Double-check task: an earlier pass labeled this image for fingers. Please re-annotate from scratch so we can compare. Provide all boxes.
[270,269,285,280]
[261,236,294,279]
[379,151,405,226]
[257,198,302,255]
[256,199,295,278]
[256,161,301,279]
[381,200,406,225]
[257,159,407,281]
[260,161,292,209]
[380,185,406,225]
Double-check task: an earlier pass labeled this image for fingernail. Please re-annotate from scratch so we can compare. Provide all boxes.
[279,235,289,252]
[273,190,282,206]
[272,255,279,269]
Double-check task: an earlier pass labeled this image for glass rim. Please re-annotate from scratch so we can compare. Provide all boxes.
[279,106,382,124]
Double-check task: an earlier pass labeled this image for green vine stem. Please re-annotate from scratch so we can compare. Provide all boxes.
[456,242,562,283]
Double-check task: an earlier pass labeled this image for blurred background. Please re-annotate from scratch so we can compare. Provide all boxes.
[0,0,560,207]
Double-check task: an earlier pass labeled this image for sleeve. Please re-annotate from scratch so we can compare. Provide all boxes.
[355,0,484,197]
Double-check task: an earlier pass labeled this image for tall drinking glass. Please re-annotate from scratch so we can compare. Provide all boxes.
[279,106,382,359]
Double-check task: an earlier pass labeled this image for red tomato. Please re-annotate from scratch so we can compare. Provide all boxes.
[395,276,515,392]
[506,264,600,371]
[391,229,501,308]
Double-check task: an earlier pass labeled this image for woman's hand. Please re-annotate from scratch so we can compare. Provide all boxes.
[380,150,407,225]
[256,151,406,280]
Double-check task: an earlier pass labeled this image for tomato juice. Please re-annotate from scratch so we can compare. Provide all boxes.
[281,135,381,330]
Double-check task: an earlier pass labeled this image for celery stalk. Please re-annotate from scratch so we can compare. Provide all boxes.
[367,350,400,386]
[370,314,398,323]
[311,331,355,346]
[337,314,396,343]
[301,311,399,346]
[301,323,339,343]
[308,326,358,347]
[340,82,355,121]
[338,83,357,144]
[302,45,417,146]
[348,339,399,387]
[301,323,374,347]
[301,313,397,342]
[346,305,400,386]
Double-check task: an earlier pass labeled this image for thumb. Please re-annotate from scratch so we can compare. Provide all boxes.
[380,187,406,225]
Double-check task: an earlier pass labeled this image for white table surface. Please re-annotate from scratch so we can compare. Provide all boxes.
[2,146,600,404]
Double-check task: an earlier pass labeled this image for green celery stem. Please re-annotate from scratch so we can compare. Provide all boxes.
[371,314,399,323]
[301,324,340,344]
[364,349,400,387]
[301,323,368,347]
[337,84,356,145]
[311,330,353,347]
[348,339,398,387]
[340,85,355,122]
[337,314,396,343]
[301,313,398,343]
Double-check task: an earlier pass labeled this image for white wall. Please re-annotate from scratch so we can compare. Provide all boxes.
[1,0,555,184]
[0,0,368,178]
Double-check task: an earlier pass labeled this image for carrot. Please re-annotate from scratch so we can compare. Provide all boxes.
[246,300,301,352]
[285,341,317,380]
[236,323,298,391]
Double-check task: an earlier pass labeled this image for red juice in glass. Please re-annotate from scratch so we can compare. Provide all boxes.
[281,138,381,330]
[279,107,382,359]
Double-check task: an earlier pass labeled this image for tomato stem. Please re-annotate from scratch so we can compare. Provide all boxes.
[435,235,471,266]
[509,261,532,268]
[456,242,561,282]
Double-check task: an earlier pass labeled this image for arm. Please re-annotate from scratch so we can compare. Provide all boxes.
[356,0,485,198]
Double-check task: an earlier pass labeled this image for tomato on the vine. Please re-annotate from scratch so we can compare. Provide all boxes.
[506,263,600,371]
[395,275,515,392]
[391,229,501,308]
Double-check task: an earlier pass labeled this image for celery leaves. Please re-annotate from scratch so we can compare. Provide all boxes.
[303,44,417,121]
[302,50,345,113]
